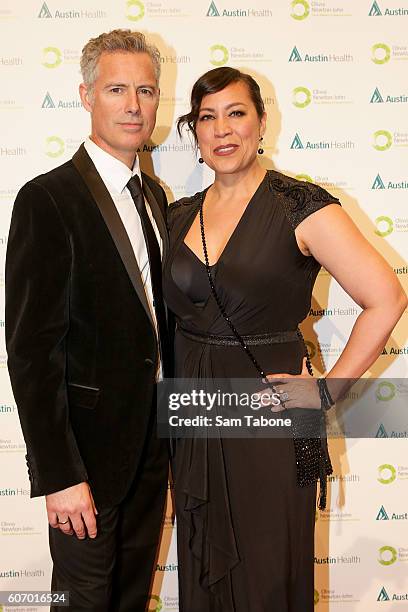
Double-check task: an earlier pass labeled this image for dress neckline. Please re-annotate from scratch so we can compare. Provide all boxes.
[183,170,269,268]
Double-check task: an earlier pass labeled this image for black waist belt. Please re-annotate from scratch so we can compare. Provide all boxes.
[178,327,300,346]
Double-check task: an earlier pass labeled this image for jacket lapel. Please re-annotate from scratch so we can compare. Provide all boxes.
[72,144,154,328]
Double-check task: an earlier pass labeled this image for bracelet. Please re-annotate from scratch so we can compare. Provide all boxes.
[317,378,335,411]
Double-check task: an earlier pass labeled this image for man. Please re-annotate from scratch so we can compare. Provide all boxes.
[5,30,170,611]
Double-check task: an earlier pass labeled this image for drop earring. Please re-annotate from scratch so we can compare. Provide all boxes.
[258,137,264,155]
[198,157,204,164]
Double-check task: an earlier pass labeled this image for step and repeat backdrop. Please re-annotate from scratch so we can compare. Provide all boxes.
[0,0,407,610]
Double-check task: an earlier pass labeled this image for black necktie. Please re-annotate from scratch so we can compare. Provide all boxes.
[127,175,168,372]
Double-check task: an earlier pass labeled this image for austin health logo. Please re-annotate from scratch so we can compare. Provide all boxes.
[207,1,220,15]
[378,545,397,566]
[370,86,408,103]
[291,0,310,20]
[370,87,384,103]
[42,92,55,108]
[377,587,390,601]
[376,505,390,520]
[369,2,408,16]
[290,133,304,149]
[289,46,302,62]
[369,1,382,15]
[372,174,386,189]
[126,0,145,21]
[376,424,388,438]
[38,2,52,17]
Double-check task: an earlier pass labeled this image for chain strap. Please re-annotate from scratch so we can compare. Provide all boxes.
[199,194,313,380]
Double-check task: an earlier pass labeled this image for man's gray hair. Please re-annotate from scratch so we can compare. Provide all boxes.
[80,29,161,90]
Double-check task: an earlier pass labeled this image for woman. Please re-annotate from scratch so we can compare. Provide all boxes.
[163,67,406,611]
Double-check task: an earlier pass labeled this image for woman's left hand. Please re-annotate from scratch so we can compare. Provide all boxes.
[265,358,321,412]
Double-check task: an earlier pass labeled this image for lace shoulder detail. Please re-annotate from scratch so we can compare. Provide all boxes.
[267,170,341,229]
[166,191,201,231]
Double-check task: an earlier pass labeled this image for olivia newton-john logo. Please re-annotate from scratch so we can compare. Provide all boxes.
[206,1,272,17]
[44,136,82,158]
[290,132,355,151]
[372,42,408,63]
[369,1,408,16]
[0,439,25,453]
[314,588,359,604]
[147,595,163,611]
[378,463,408,484]
[293,85,352,107]
[289,45,353,62]
[38,1,107,18]
[42,46,80,68]
[126,0,189,20]
[291,0,352,19]
[372,129,408,150]
[209,44,271,67]
[375,215,408,237]
[1,519,41,536]
[378,545,408,565]
[295,173,351,191]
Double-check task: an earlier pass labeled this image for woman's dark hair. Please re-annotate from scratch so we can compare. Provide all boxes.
[177,67,265,146]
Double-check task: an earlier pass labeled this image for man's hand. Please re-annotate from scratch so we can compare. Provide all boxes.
[46,482,98,539]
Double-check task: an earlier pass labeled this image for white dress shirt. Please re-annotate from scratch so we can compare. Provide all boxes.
[84,137,163,377]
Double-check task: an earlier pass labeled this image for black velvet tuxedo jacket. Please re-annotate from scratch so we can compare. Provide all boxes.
[5,144,169,508]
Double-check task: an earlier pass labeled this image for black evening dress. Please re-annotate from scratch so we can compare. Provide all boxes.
[163,169,340,612]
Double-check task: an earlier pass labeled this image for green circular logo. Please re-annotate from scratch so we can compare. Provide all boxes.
[305,340,316,359]
[291,0,310,20]
[295,174,313,183]
[148,595,162,612]
[45,136,65,158]
[379,545,397,566]
[372,43,391,64]
[376,381,396,401]
[126,0,145,21]
[293,86,312,108]
[373,130,392,151]
[314,589,319,604]
[378,464,396,484]
[375,216,393,237]
[210,44,229,67]
[42,46,62,69]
